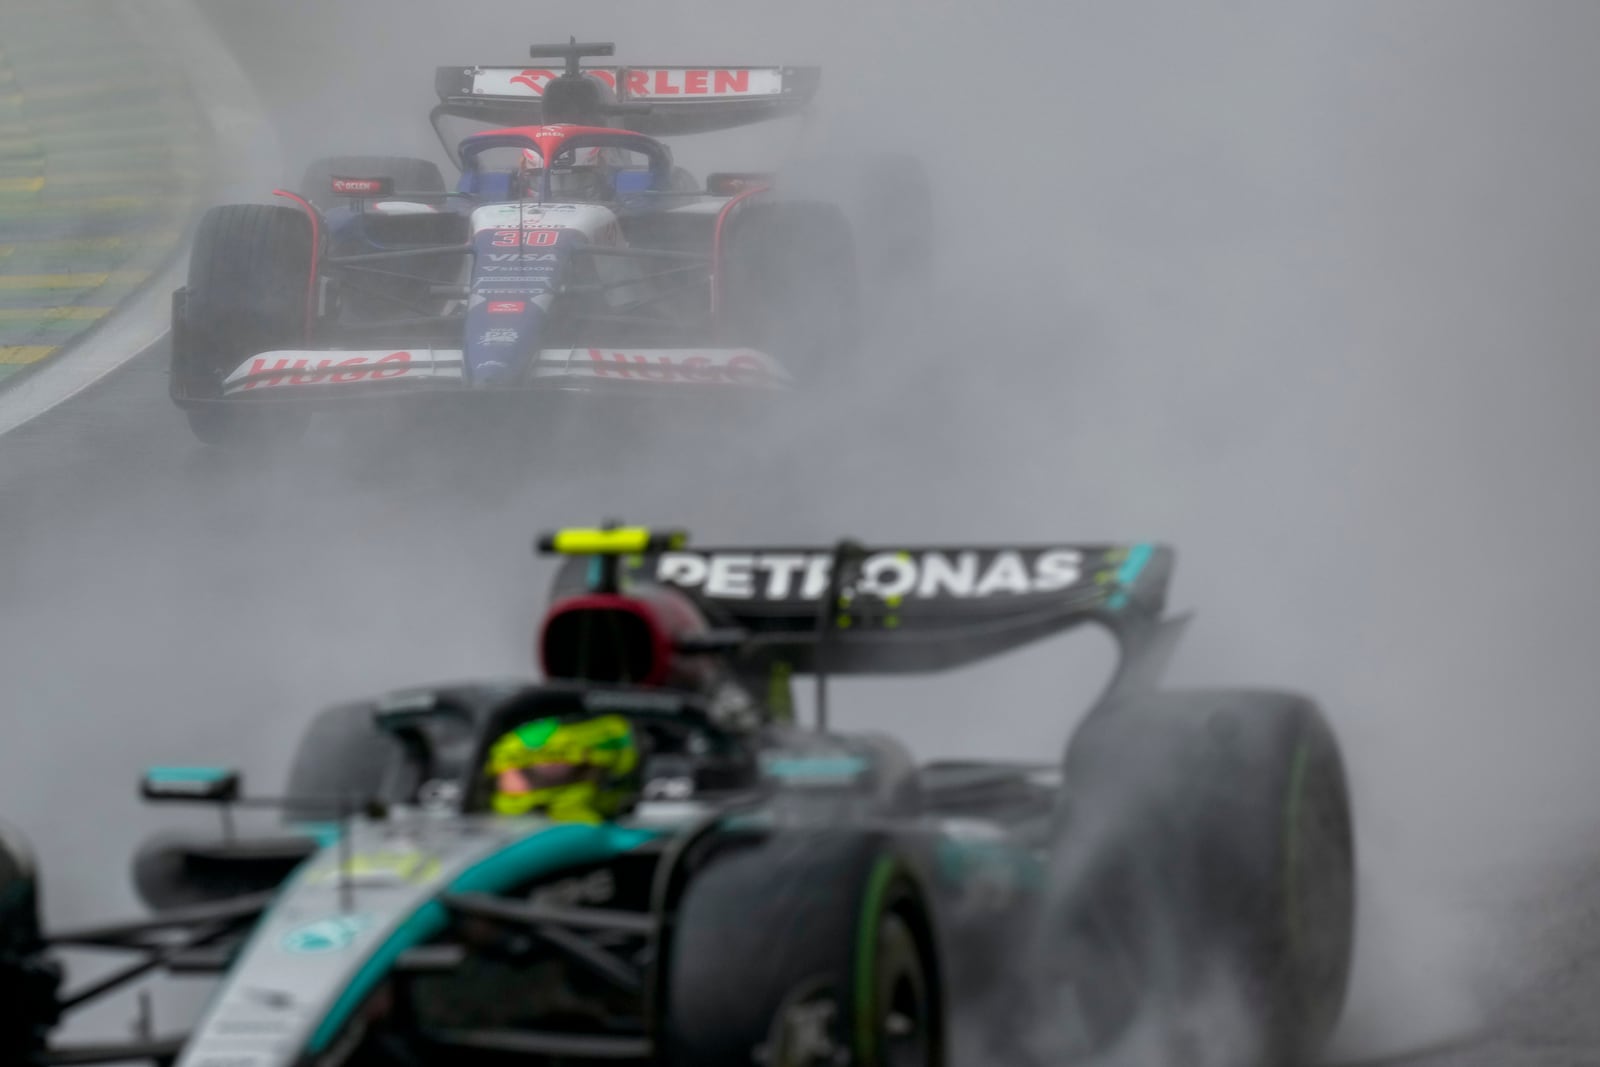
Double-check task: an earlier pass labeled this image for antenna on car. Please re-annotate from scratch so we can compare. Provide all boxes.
[813,538,866,732]
[528,37,615,77]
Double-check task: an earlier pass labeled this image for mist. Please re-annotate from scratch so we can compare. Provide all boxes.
[3,0,1599,1061]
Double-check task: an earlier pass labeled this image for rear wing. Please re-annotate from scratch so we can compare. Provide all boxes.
[548,536,1176,676]
[433,64,820,137]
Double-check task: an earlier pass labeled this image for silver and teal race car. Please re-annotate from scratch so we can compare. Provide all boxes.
[0,527,1355,1067]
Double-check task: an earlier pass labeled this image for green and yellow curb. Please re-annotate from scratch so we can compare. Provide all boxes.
[0,0,206,389]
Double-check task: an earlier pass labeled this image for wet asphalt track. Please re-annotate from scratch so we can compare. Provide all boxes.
[6,2,1600,1064]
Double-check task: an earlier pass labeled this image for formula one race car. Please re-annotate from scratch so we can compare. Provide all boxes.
[168,40,933,445]
[0,526,1354,1067]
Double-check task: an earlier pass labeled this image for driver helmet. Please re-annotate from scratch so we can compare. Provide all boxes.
[519,146,617,202]
[484,714,641,823]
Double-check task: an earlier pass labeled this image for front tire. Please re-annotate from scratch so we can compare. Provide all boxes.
[173,203,314,445]
[183,404,311,449]
[0,821,60,1061]
[664,830,944,1067]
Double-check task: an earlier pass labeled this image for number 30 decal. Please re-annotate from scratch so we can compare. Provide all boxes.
[491,229,562,247]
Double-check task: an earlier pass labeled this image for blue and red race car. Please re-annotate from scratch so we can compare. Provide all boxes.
[168,40,932,444]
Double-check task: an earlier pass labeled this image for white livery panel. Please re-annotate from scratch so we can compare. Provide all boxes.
[220,348,789,393]
[534,347,791,388]
[221,350,465,394]
[470,66,786,100]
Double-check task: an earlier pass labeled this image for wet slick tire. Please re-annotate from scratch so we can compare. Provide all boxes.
[778,153,935,285]
[299,155,445,212]
[664,831,943,1067]
[0,821,60,1060]
[184,404,309,449]
[719,201,860,389]
[173,203,313,445]
[1045,690,1354,1066]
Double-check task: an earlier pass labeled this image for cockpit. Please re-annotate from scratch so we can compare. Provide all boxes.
[362,683,759,821]
[454,128,676,205]
[467,687,762,823]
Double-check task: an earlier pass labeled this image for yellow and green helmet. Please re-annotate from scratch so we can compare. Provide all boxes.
[483,714,641,823]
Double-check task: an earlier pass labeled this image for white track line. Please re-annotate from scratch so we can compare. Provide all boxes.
[0,0,281,438]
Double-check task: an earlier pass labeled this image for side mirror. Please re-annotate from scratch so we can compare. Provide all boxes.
[141,767,242,804]
[329,176,393,197]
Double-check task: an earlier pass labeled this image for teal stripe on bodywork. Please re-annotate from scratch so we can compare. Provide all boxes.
[1107,542,1156,610]
[146,766,232,783]
[290,821,343,848]
[449,824,658,893]
[305,822,660,1054]
[1116,542,1155,586]
[933,837,1046,890]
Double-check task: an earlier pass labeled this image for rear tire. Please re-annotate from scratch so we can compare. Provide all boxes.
[1037,690,1354,1066]
[173,203,314,445]
[857,153,935,282]
[719,201,859,388]
[779,153,936,290]
[299,155,445,211]
[664,830,944,1067]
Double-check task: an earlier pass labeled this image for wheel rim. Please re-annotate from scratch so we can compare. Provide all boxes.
[1283,736,1355,1039]
[876,912,932,1067]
